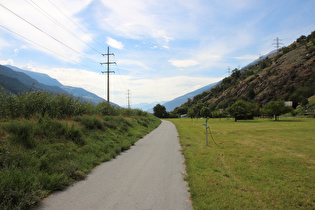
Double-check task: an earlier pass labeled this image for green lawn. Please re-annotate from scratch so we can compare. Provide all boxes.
[168,118,315,209]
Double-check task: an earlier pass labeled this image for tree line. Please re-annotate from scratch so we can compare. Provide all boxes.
[154,99,295,121]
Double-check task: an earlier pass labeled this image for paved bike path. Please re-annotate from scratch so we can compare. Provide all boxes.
[35,120,192,210]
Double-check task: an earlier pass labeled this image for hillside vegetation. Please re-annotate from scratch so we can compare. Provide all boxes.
[0,90,160,209]
[172,31,315,118]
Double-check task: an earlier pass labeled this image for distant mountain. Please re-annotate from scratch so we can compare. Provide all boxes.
[61,86,105,104]
[163,82,220,112]
[4,65,111,105]
[133,101,167,113]
[0,65,67,94]
[6,65,63,87]
[0,72,30,94]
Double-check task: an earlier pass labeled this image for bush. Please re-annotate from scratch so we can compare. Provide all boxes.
[96,102,119,116]
[4,121,36,149]
[75,115,104,130]
[66,124,85,146]
[0,165,43,209]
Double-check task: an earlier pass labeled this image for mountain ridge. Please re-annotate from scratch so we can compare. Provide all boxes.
[2,65,111,105]
[172,31,315,116]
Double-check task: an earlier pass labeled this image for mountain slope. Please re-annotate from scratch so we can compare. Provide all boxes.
[0,73,30,94]
[163,82,220,112]
[161,50,278,112]
[0,65,67,94]
[4,65,107,104]
[6,65,63,87]
[175,31,315,113]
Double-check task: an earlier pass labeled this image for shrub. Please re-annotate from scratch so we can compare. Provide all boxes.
[76,115,104,130]
[96,102,119,116]
[0,164,43,209]
[4,121,36,149]
[66,124,85,146]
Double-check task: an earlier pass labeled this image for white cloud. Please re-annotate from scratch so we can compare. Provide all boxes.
[106,37,124,49]
[0,59,14,65]
[98,0,179,48]
[14,48,19,55]
[168,59,199,68]
[234,55,259,60]
[118,59,150,71]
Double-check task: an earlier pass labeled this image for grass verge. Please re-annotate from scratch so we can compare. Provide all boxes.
[0,114,160,209]
[168,118,315,209]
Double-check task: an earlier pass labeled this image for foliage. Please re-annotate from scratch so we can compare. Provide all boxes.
[153,104,168,118]
[169,118,315,209]
[227,100,260,121]
[0,90,151,120]
[262,100,293,120]
[200,106,211,118]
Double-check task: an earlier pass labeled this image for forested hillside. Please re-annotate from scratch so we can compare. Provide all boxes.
[172,31,315,118]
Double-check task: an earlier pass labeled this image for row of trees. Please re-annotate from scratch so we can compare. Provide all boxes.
[153,100,293,121]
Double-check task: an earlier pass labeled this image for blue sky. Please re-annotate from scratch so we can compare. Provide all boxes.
[0,0,314,107]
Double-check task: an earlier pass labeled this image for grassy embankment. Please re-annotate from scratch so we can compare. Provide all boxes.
[169,117,315,209]
[0,90,161,209]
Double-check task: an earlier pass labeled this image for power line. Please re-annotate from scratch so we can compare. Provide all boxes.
[0,24,96,71]
[25,0,103,55]
[47,0,106,50]
[0,3,99,65]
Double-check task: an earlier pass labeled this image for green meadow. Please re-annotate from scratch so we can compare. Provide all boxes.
[168,118,315,209]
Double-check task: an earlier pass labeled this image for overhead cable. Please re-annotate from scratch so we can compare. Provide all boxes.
[0,24,98,71]
[47,0,107,50]
[26,0,103,55]
[0,3,99,65]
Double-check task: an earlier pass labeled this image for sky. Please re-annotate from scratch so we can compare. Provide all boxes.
[0,0,314,107]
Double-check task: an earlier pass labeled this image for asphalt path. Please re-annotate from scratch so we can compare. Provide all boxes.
[35,120,192,210]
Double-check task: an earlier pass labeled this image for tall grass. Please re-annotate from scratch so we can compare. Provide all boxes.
[0,90,160,209]
[169,118,315,209]
[0,90,149,120]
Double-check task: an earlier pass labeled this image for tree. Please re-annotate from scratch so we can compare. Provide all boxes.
[200,106,211,118]
[262,100,293,120]
[228,100,259,121]
[187,108,195,119]
[153,104,168,118]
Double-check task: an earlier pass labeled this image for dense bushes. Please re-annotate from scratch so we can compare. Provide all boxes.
[0,90,149,120]
[0,90,89,119]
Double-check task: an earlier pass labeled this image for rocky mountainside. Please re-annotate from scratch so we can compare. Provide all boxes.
[173,31,315,114]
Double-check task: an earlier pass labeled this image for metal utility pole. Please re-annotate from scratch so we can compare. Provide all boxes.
[273,37,283,50]
[100,47,116,104]
[127,89,131,109]
[227,66,230,76]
